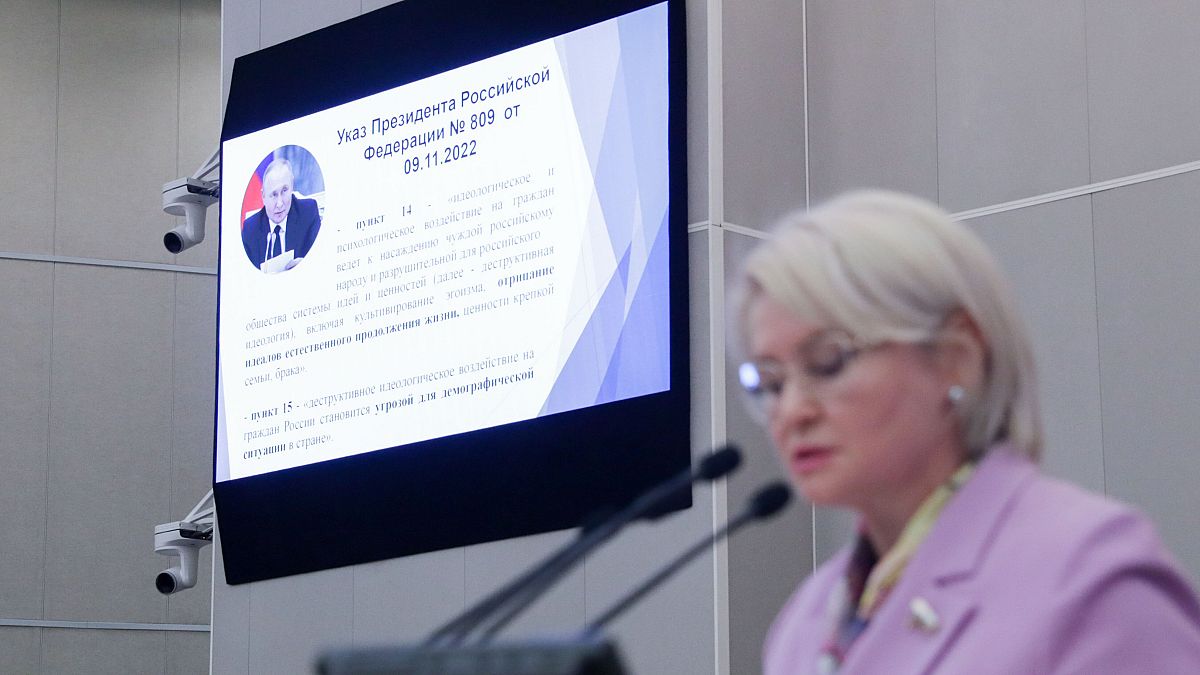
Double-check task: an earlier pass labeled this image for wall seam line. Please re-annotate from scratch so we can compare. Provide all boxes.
[51,0,62,258]
[0,252,217,275]
[801,0,810,209]
[702,167,1200,240]
[709,228,730,675]
[173,0,183,270]
[208,524,217,675]
[165,0,183,630]
[1088,195,1107,494]
[706,0,729,671]
[949,159,1200,221]
[803,0,815,577]
[1081,0,1094,184]
[41,3,64,656]
[0,618,210,632]
[932,0,941,204]
[167,273,180,625]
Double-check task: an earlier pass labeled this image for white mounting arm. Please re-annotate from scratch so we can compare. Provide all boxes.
[153,489,216,594]
[162,145,220,253]
[182,489,216,533]
[192,146,221,183]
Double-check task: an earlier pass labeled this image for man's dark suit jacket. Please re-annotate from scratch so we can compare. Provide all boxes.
[241,195,321,269]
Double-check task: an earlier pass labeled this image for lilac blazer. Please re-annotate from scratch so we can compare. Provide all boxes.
[764,448,1200,674]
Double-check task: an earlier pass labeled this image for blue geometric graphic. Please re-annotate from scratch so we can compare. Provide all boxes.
[540,3,671,417]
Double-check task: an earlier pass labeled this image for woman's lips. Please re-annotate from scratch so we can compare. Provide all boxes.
[790,446,834,475]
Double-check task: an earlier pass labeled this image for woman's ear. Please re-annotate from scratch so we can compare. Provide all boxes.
[935,308,989,397]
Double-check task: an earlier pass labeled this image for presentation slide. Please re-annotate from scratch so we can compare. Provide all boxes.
[216,3,670,482]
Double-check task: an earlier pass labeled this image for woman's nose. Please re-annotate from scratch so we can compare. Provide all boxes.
[771,377,822,432]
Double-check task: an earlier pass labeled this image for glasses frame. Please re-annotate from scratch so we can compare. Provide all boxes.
[737,328,880,422]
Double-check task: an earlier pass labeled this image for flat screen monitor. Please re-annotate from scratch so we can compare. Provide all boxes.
[215,0,688,584]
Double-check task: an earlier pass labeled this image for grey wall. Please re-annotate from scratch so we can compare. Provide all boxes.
[0,0,220,672]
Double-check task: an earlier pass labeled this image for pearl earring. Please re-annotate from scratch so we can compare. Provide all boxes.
[947,384,965,406]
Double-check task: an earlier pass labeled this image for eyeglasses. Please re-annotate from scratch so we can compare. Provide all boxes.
[738,328,874,421]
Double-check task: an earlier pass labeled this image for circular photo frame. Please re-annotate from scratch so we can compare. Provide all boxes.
[239,145,326,273]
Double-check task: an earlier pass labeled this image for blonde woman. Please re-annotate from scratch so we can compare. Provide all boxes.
[735,191,1200,673]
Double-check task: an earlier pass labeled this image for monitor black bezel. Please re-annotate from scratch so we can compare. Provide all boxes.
[215,0,689,585]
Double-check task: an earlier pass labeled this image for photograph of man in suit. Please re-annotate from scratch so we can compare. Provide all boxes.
[242,158,321,272]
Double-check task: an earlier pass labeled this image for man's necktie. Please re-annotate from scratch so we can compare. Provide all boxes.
[271,224,282,259]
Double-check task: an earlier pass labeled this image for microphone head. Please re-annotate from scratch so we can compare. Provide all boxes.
[697,445,742,481]
[748,482,792,519]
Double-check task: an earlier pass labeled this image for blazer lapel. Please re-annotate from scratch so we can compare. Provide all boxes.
[837,448,1037,673]
[839,588,978,674]
[253,216,271,262]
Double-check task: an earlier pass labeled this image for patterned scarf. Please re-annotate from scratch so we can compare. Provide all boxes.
[815,463,976,674]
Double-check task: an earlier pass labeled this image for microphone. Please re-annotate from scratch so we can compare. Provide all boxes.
[465,446,743,644]
[425,445,742,646]
[580,481,792,638]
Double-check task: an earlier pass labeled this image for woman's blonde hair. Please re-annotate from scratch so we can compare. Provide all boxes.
[736,190,1042,460]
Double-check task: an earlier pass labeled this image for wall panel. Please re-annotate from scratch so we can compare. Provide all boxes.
[686,0,710,224]
[257,0,358,47]
[44,265,175,623]
[220,0,261,109]
[1092,172,1200,581]
[0,627,42,673]
[168,631,213,675]
[935,0,1090,211]
[1085,0,1200,180]
[806,0,937,202]
[0,261,53,619]
[41,629,166,675]
[722,0,807,230]
[55,0,180,264]
[0,0,222,672]
[210,528,251,675]
[351,548,465,645]
[176,0,225,270]
[169,273,218,626]
[967,197,1105,492]
[463,532,585,639]
[0,0,59,254]
[723,229,815,675]
[585,505,717,675]
[246,567,354,673]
